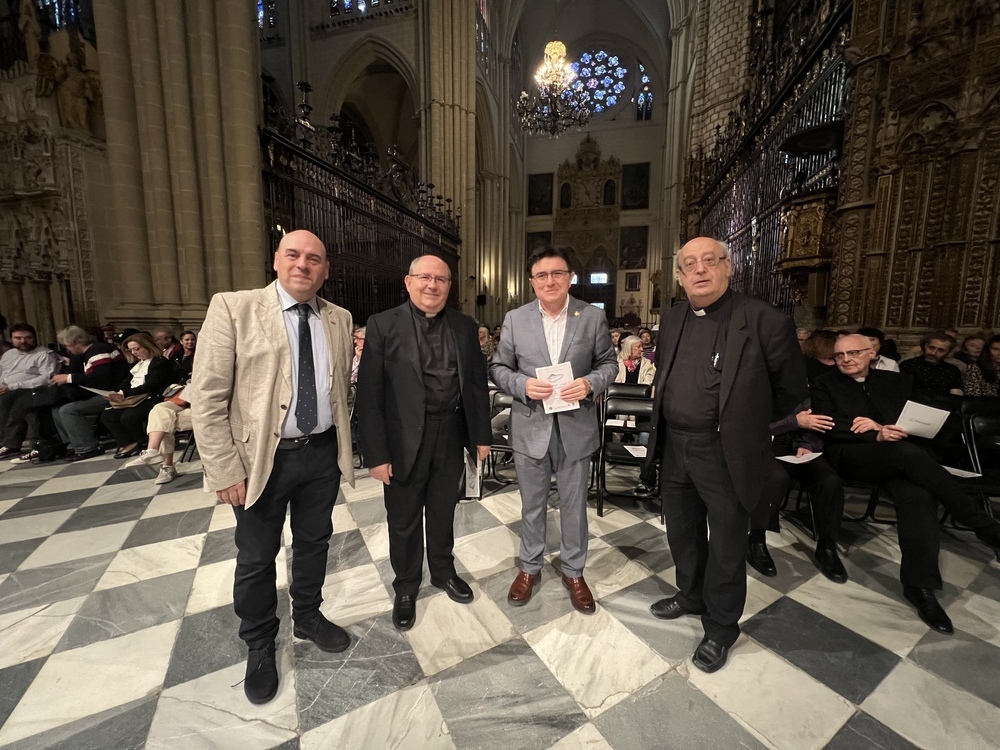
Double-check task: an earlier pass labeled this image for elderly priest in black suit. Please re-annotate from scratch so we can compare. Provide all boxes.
[357,255,491,631]
[645,237,808,673]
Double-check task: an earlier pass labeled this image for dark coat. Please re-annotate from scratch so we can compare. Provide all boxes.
[356,303,491,482]
[116,356,181,400]
[646,291,808,512]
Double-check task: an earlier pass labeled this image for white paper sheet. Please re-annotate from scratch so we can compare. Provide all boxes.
[895,400,950,439]
[777,452,823,464]
[623,445,647,458]
[82,387,112,397]
[606,418,636,428]
[535,362,580,414]
[943,466,982,478]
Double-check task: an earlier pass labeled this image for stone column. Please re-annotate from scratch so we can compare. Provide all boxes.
[90,0,265,329]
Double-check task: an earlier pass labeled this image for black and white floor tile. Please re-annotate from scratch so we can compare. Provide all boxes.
[1,453,999,749]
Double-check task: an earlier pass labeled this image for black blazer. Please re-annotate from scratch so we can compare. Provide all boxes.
[646,292,808,512]
[116,356,181,400]
[356,303,492,482]
[809,368,913,468]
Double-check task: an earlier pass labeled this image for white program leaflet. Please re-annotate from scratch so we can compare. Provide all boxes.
[623,445,647,458]
[82,387,113,397]
[895,400,950,439]
[943,466,982,479]
[535,362,580,414]
[776,452,823,464]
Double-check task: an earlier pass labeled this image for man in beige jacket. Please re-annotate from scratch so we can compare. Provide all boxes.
[191,230,355,705]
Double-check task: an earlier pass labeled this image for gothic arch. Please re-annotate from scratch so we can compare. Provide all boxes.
[475,81,498,176]
[317,35,418,118]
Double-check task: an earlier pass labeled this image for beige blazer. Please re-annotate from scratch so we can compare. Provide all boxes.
[190,281,356,509]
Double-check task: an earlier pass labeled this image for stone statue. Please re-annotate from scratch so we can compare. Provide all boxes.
[18,0,42,66]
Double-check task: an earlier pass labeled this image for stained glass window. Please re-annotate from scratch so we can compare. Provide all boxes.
[257,0,276,29]
[571,49,627,114]
[635,63,652,121]
[331,0,384,15]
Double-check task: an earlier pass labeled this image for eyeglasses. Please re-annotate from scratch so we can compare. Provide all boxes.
[832,348,872,361]
[679,255,728,273]
[409,273,450,285]
[530,270,571,282]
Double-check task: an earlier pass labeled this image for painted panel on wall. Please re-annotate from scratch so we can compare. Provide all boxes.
[528,173,554,215]
[619,225,648,269]
[621,163,650,210]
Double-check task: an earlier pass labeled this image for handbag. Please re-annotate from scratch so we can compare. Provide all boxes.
[110,393,150,409]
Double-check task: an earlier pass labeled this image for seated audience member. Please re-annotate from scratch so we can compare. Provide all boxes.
[747,402,848,583]
[615,335,656,385]
[637,327,655,360]
[0,324,61,459]
[179,331,197,376]
[478,324,495,362]
[100,333,179,459]
[351,326,366,384]
[125,386,192,484]
[610,328,624,352]
[101,323,117,345]
[811,334,1000,633]
[857,326,899,372]
[49,325,130,461]
[879,338,901,361]
[899,331,964,401]
[802,329,838,384]
[152,326,184,361]
[964,334,1000,398]
[956,335,986,367]
[796,327,810,352]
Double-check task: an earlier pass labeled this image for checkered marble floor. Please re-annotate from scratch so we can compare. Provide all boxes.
[1,454,999,750]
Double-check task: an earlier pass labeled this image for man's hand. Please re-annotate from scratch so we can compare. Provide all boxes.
[216,480,246,506]
[876,424,908,442]
[525,378,554,401]
[370,463,393,485]
[0,384,8,395]
[796,447,812,458]
[50,374,70,385]
[796,409,834,432]
[850,416,881,434]
[559,377,592,403]
[476,445,490,462]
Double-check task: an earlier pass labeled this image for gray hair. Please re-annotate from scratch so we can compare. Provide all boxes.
[674,238,731,272]
[57,325,94,347]
[618,335,643,360]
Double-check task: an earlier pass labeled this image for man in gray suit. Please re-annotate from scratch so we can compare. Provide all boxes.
[490,246,618,613]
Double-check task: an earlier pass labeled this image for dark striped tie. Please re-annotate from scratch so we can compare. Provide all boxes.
[295,303,318,435]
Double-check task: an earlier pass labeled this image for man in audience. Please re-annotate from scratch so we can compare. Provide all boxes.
[811,334,1000,634]
[153,326,184,361]
[357,255,490,631]
[490,245,618,615]
[50,326,130,461]
[0,324,61,459]
[899,331,964,401]
[644,237,807,673]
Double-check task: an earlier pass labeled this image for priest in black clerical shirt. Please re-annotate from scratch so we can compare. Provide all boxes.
[357,255,491,631]
[644,237,807,674]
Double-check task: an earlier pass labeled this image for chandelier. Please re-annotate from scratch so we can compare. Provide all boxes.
[516,41,591,138]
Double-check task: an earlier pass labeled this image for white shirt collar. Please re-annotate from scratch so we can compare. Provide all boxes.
[276,281,319,315]
[538,297,570,321]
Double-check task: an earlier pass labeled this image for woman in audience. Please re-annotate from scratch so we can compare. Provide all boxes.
[802,329,838,384]
[100,333,178,459]
[610,328,624,353]
[125,385,192,484]
[964,334,1000,397]
[478,324,495,362]
[179,330,197,377]
[637,327,655,360]
[956,335,986,367]
[615,334,656,385]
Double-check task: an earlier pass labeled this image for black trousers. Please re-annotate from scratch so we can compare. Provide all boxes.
[100,399,158,448]
[383,410,464,598]
[232,428,341,649]
[1,387,63,450]
[659,428,749,647]
[753,457,845,546]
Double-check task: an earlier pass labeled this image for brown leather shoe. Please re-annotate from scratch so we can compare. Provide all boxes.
[562,575,596,614]
[507,571,541,607]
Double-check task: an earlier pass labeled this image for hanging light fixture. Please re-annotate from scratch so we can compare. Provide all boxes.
[517,40,591,138]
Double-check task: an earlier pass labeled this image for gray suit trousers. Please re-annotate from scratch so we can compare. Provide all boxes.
[513,419,590,577]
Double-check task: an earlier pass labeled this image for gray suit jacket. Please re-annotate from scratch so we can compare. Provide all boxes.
[489,296,618,462]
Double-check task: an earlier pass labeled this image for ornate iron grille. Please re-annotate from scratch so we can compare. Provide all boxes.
[261,131,461,325]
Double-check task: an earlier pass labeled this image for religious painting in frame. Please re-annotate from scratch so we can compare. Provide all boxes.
[619,225,648,269]
[624,272,641,292]
[527,173,554,215]
[621,162,650,210]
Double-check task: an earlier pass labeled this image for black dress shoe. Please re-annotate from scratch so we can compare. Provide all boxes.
[692,636,730,673]
[65,448,104,462]
[114,445,142,460]
[903,586,953,634]
[815,546,848,584]
[633,482,658,498]
[431,575,474,604]
[650,596,704,620]
[293,614,351,652]
[747,541,777,577]
[244,643,279,704]
[393,595,416,630]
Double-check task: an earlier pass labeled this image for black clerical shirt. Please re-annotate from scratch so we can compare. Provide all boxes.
[662,289,733,431]
[408,301,460,414]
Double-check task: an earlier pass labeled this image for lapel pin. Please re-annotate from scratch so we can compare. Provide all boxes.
[574,311,580,317]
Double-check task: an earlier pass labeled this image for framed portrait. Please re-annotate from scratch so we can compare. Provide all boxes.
[619,226,648,269]
[625,272,641,292]
[527,173,554,216]
[621,163,650,210]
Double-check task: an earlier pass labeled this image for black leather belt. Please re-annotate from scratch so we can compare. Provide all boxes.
[276,427,335,450]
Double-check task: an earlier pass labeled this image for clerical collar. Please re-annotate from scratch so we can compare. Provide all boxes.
[276,282,318,314]
[691,288,732,317]
[408,300,441,319]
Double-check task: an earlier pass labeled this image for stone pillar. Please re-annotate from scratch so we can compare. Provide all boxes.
[90,0,265,329]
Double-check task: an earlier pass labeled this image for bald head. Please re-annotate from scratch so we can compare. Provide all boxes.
[675,236,732,309]
[273,229,330,302]
[406,255,452,315]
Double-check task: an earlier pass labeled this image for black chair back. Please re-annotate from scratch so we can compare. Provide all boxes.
[603,397,655,421]
[606,383,652,401]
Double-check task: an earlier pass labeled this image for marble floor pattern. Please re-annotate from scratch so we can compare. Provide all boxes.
[1,454,999,750]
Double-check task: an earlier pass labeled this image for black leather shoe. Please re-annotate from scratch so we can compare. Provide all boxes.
[903,587,953,634]
[633,482,658,498]
[431,575,474,604]
[815,546,848,583]
[393,595,416,631]
[747,541,777,577]
[293,614,351,652]
[650,596,704,620]
[244,643,279,704]
[692,636,730,673]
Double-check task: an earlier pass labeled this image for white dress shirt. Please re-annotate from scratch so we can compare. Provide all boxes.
[0,347,60,390]
[276,282,333,437]
[872,355,899,373]
[539,297,570,365]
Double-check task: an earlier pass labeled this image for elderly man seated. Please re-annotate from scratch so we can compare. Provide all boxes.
[811,334,1000,634]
